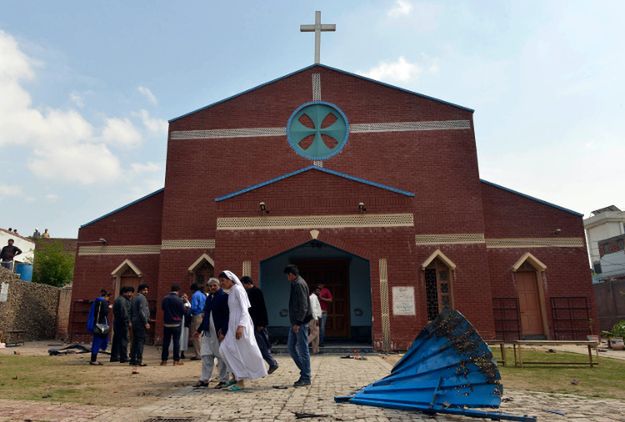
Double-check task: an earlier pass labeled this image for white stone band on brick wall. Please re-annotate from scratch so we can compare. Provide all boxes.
[486,237,585,248]
[415,233,485,245]
[216,213,414,230]
[350,120,471,133]
[161,239,216,249]
[78,245,161,256]
[312,73,321,100]
[170,120,471,140]
[171,127,287,140]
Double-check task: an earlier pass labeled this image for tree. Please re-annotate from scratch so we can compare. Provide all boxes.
[32,240,74,287]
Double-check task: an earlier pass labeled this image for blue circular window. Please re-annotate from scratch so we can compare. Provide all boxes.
[286,101,349,161]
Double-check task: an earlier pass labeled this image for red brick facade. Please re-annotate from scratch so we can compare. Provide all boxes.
[70,64,596,348]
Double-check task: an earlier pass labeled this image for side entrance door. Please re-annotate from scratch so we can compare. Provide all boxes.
[516,270,544,337]
[293,259,350,339]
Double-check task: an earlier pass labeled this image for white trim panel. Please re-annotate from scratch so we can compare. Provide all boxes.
[416,233,484,245]
[79,245,161,256]
[162,239,215,250]
[216,213,414,230]
[486,237,584,249]
[170,120,471,140]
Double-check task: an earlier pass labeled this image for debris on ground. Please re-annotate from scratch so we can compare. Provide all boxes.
[542,409,566,416]
[293,411,329,419]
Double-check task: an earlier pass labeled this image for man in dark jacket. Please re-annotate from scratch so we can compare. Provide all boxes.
[129,283,150,367]
[0,239,22,270]
[241,276,278,374]
[161,284,186,365]
[110,286,134,363]
[285,264,312,387]
[193,277,230,388]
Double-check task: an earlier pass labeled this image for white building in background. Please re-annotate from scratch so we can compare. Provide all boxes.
[0,228,35,264]
[584,205,625,277]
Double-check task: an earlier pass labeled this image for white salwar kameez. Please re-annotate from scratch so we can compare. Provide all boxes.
[200,313,229,383]
[219,271,267,380]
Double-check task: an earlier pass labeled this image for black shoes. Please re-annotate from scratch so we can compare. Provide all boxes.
[268,365,279,374]
[194,380,209,388]
[293,379,311,387]
[214,381,228,389]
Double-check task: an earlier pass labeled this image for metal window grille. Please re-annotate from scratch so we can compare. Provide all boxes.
[425,268,439,320]
[492,298,521,342]
[551,297,591,340]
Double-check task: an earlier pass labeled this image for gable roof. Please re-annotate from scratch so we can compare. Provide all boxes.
[480,179,582,217]
[215,165,415,202]
[81,188,164,228]
[170,63,473,123]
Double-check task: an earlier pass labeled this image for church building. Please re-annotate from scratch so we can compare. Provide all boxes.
[70,24,596,349]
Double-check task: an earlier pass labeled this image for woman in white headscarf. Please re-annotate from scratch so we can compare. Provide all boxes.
[218,270,267,390]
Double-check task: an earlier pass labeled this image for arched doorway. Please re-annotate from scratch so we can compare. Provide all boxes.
[188,253,215,289]
[421,249,456,321]
[260,240,372,344]
[111,259,143,298]
[512,252,548,339]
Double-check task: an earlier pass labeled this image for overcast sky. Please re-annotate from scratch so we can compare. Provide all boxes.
[1,1,624,238]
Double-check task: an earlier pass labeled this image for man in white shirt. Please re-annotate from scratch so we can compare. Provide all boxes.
[308,286,323,354]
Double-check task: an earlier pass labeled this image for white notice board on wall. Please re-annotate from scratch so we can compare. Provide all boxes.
[392,286,415,315]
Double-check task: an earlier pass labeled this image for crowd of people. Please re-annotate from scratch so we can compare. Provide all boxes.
[86,265,333,391]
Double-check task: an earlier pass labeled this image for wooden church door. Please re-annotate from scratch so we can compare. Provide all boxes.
[516,270,543,337]
[294,259,350,339]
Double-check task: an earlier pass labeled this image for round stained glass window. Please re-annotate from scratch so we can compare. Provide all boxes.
[286,101,349,161]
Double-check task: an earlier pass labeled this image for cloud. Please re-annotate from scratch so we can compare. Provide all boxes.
[362,56,437,83]
[137,85,158,105]
[28,143,122,185]
[99,117,143,148]
[388,0,413,17]
[134,109,168,135]
[130,161,161,174]
[0,30,152,185]
[69,91,84,108]
[0,185,22,198]
[45,193,59,202]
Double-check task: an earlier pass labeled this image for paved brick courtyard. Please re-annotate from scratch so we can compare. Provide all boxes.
[0,353,624,421]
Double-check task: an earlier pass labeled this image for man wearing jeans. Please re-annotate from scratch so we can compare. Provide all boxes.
[160,284,186,366]
[285,264,312,387]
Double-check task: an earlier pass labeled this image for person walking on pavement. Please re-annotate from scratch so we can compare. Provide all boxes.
[193,278,231,388]
[110,286,133,363]
[189,282,206,360]
[317,283,333,346]
[129,284,150,367]
[161,284,186,366]
[308,286,322,355]
[241,276,279,374]
[284,264,312,387]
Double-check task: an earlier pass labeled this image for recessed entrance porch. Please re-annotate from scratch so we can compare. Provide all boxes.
[259,239,372,345]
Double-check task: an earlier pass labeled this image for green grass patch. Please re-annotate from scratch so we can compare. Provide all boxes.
[492,347,625,400]
[0,354,100,403]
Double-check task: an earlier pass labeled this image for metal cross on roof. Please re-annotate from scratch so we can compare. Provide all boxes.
[300,11,336,64]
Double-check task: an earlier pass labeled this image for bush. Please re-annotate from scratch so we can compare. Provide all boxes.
[32,241,74,287]
[611,320,625,338]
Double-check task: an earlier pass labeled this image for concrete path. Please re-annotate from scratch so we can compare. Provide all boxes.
[1,354,624,421]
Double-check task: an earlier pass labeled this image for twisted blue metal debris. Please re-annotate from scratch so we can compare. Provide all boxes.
[335,309,536,421]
